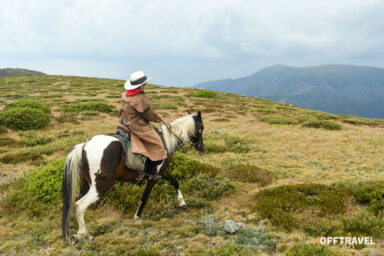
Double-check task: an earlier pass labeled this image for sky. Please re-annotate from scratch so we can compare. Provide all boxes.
[1,0,384,86]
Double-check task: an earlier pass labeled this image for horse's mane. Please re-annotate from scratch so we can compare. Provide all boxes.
[162,114,196,154]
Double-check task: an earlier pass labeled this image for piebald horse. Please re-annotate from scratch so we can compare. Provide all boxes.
[62,112,204,243]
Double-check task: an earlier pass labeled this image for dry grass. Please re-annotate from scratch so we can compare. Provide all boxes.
[0,75,383,255]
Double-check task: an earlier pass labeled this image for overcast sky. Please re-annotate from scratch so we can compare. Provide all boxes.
[1,0,384,86]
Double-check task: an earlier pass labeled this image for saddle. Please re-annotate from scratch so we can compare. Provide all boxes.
[110,127,166,172]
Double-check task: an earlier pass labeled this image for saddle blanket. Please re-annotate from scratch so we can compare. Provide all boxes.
[110,127,166,172]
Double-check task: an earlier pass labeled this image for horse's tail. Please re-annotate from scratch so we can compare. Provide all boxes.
[62,143,84,241]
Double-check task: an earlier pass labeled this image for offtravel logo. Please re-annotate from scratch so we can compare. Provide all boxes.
[320,233,375,248]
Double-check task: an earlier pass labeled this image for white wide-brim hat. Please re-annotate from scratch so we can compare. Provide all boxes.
[124,70,153,90]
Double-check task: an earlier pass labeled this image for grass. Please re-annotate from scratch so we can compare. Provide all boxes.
[252,184,352,231]
[302,120,341,130]
[1,75,384,255]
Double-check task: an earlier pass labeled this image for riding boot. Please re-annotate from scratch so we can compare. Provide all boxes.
[145,159,163,180]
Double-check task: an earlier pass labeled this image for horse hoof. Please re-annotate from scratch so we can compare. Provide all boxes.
[70,236,79,245]
[87,234,94,241]
[180,204,188,210]
[135,219,142,224]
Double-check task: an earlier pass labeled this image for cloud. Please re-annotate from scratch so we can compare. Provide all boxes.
[0,0,383,85]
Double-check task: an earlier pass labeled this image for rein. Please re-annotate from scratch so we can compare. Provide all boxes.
[159,119,198,147]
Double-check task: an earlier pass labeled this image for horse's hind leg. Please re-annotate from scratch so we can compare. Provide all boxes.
[73,186,99,242]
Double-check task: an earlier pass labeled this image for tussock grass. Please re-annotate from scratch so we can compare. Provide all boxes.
[252,184,352,231]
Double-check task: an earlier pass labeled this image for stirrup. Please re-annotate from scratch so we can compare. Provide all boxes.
[146,173,162,181]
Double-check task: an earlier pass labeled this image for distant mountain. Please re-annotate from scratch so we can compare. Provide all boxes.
[0,68,45,78]
[194,64,384,118]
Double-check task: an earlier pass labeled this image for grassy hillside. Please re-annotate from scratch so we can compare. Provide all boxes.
[0,75,383,255]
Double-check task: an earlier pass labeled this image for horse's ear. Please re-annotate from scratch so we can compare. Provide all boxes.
[197,111,201,119]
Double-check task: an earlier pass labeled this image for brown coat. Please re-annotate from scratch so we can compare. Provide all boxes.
[117,92,167,161]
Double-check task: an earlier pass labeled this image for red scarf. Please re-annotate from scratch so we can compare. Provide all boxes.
[125,88,143,96]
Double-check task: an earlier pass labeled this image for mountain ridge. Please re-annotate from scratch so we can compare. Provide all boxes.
[0,68,45,78]
[194,64,384,118]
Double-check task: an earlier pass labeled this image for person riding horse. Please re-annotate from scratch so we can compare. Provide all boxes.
[117,71,166,179]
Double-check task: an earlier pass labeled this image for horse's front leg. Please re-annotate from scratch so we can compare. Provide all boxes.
[163,172,187,209]
[134,179,158,220]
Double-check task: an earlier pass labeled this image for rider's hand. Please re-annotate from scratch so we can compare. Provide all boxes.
[157,114,162,120]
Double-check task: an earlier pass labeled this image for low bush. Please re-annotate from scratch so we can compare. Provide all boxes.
[259,115,299,125]
[304,220,342,237]
[342,212,384,237]
[4,100,51,114]
[167,152,202,180]
[252,184,352,231]
[193,90,218,98]
[341,118,384,126]
[302,120,341,130]
[337,181,384,215]
[184,174,234,200]
[0,108,50,130]
[64,102,115,113]
[3,159,64,216]
[287,243,340,256]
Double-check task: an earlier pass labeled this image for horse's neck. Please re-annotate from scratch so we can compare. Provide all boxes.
[163,119,193,154]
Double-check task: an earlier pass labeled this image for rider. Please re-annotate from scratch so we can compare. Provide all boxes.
[117,71,167,179]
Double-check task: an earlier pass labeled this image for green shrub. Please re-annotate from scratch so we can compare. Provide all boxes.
[234,227,277,253]
[252,184,351,231]
[193,90,219,98]
[304,220,342,237]
[0,108,50,130]
[259,115,299,125]
[341,118,384,126]
[64,102,115,113]
[4,100,51,114]
[3,159,64,216]
[184,174,234,200]
[342,212,384,237]
[287,243,340,256]
[302,121,341,130]
[338,181,384,215]
[167,152,202,180]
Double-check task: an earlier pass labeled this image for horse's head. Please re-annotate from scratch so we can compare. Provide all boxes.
[191,111,204,152]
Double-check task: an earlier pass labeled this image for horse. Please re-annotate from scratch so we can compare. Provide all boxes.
[61,111,204,243]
